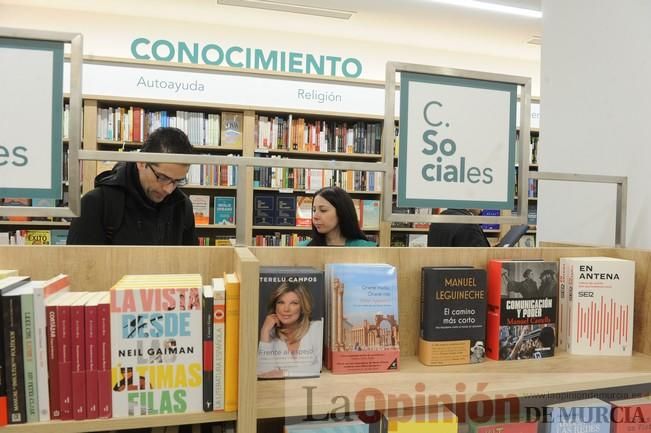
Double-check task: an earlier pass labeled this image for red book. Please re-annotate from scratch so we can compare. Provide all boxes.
[611,396,651,433]
[84,293,102,419]
[71,292,91,420]
[96,293,112,418]
[132,107,142,142]
[46,292,67,420]
[56,292,82,420]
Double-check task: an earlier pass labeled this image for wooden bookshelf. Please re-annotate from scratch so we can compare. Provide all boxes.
[1,245,651,432]
[0,411,237,433]
[256,353,651,419]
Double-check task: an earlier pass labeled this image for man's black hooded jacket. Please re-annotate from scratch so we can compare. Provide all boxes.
[67,162,198,245]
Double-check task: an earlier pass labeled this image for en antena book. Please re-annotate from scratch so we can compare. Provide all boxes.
[560,257,635,356]
[109,274,203,417]
[325,264,399,374]
[257,267,324,379]
[419,267,487,366]
[485,260,558,361]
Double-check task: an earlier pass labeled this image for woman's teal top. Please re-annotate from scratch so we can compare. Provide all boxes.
[298,238,376,247]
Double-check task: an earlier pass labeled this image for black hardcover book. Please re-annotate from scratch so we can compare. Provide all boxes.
[419,267,487,366]
[257,267,324,379]
[486,260,558,361]
[1,277,31,424]
[201,286,213,412]
[275,195,296,226]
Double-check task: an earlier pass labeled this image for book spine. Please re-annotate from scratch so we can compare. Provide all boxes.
[56,303,73,420]
[32,288,51,421]
[213,294,225,410]
[20,293,38,422]
[96,300,111,418]
[3,295,26,423]
[85,301,99,419]
[558,260,567,350]
[0,292,6,427]
[71,302,86,420]
[224,281,239,412]
[46,303,61,419]
[203,292,214,411]
[484,261,502,361]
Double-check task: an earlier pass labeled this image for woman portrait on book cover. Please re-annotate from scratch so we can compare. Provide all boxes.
[257,282,323,379]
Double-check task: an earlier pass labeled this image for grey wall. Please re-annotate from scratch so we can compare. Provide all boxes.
[538,0,651,247]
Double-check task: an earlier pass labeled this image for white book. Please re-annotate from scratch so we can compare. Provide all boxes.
[562,257,635,356]
[212,278,225,410]
[31,274,70,421]
[110,274,204,417]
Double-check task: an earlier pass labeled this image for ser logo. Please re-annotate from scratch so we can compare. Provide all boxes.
[420,101,493,184]
[578,291,595,298]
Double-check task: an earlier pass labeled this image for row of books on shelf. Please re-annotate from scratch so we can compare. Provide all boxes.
[251,256,634,386]
[279,395,651,433]
[0,271,242,425]
[515,131,540,165]
[253,195,380,230]
[96,107,243,148]
[389,231,536,247]
[186,161,238,187]
[189,195,236,226]
[0,256,637,427]
[61,103,83,141]
[0,198,69,222]
[0,229,68,245]
[254,164,382,192]
[255,115,382,155]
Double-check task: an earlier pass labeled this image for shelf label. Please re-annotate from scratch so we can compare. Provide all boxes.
[63,61,400,117]
[1,38,63,199]
[397,72,516,209]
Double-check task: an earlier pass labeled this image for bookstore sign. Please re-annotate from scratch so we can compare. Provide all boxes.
[396,72,517,210]
[0,37,64,199]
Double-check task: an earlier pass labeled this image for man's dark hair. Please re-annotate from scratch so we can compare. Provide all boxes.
[141,127,194,154]
[308,186,368,246]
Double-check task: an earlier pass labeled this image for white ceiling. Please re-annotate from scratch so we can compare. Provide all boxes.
[0,0,542,61]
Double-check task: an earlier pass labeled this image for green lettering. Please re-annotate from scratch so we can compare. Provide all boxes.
[131,37,150,60]
[151,40,175,61]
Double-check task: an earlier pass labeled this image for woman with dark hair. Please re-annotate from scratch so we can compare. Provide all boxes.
[299,186,376,246]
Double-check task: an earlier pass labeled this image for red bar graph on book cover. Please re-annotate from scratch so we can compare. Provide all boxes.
[575,296,630,349]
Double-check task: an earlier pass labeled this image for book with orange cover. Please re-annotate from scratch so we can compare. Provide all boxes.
[223,272,240,412]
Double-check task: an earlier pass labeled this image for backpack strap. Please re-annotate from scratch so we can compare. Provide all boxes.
[101,186,125,244]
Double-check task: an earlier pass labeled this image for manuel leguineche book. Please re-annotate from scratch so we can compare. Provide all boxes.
[485,260,558,361]
[257,266,324,379]
[325,263,399,374]
[110,274,203,417]
[419,267,487,366]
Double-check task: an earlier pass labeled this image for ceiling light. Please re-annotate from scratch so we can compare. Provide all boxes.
[428,0,542,18]
[217,0,355,20]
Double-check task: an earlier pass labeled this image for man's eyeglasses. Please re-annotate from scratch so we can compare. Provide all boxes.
[146,164,188,187]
